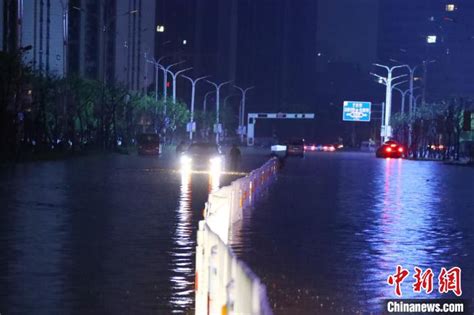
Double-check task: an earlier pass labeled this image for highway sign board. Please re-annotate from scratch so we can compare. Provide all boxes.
[343,101,371,122]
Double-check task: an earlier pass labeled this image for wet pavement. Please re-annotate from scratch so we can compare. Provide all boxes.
[0,150,266,314]
[231,152,474,314]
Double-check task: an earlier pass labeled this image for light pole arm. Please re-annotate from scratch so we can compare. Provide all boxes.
[392,74,408,82]
[218,80,233,89]
[370,72,386,83]
[391,64,409,72]
[182,75,210,85]
[244,86,255,94]
[172,67,193,79]
[164,60,186,72]
[392,80,408,89]
[373,63,390,71]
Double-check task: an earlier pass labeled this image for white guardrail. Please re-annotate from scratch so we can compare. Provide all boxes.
[195,158,278,315]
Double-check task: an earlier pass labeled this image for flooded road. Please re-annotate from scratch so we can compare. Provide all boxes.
[0,151,265,314]
[231,152,474,314]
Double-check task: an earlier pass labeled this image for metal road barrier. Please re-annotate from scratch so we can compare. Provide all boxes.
[195,158,278,315]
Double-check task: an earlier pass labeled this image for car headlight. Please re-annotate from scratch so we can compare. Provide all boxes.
[210,156,222,165]
[180,155,192,166]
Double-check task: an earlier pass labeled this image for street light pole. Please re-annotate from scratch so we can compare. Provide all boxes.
[234,85,254,143]
[167,67,193,104]
[145,55,169,101]
[206,80,232,143]
[371,63,408,141]
[182,75,209,140]
[393,87,409,115]
[161,61,185,104]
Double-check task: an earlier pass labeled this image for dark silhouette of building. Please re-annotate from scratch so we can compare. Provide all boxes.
[377,0,474,99]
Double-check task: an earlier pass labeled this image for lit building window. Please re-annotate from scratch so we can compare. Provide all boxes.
[426,35,437,44]
[446,4,456,11]
[156,25,165,33]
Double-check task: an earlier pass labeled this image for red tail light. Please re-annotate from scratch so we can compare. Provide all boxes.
[386,147,392,153]
[398,147,404,153]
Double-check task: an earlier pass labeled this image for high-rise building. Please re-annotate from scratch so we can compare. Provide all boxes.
[24,0,66,76]
[8,0,155,91]
[67,0,155,90]
[377,0,474,99]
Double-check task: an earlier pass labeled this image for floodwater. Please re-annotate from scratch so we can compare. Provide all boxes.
[231,152,474,314]
[0,151,265,314]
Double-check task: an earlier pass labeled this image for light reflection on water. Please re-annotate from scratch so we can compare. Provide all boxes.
[365,158,458,303]
[169,171,194,312]
[230,153,473,314]
[169,169,221,312]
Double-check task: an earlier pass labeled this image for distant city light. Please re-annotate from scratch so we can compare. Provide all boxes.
[426,35,437,44]
[183,39,187,45]
[317,52,322,57]
[445,4,456,12]
[156,25,165,33]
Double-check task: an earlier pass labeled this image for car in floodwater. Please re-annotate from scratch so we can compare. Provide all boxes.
[180,142,224,172]
[137,133,161,155]
[286,138,305,157]
[375,140,405,158]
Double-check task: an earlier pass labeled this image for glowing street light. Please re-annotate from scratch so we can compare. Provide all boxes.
[426,35,437,44]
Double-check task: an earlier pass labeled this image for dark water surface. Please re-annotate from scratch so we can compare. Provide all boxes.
[0,152,265,314]
[231,152,474,314]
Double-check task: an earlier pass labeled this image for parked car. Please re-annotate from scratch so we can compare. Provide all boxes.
[137,133,161,155]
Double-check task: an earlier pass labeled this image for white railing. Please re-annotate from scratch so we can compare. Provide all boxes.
[195,158,278,315]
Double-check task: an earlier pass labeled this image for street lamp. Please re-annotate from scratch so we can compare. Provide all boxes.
[206,80,232,143]
[375,78,408,112]
[145,55,169,100]
[234,85,254,143]
[393,86,420,114]
[167,67,192,104]
[181,75,209,140]
[371,63,408,141]
[161,61,186,104]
